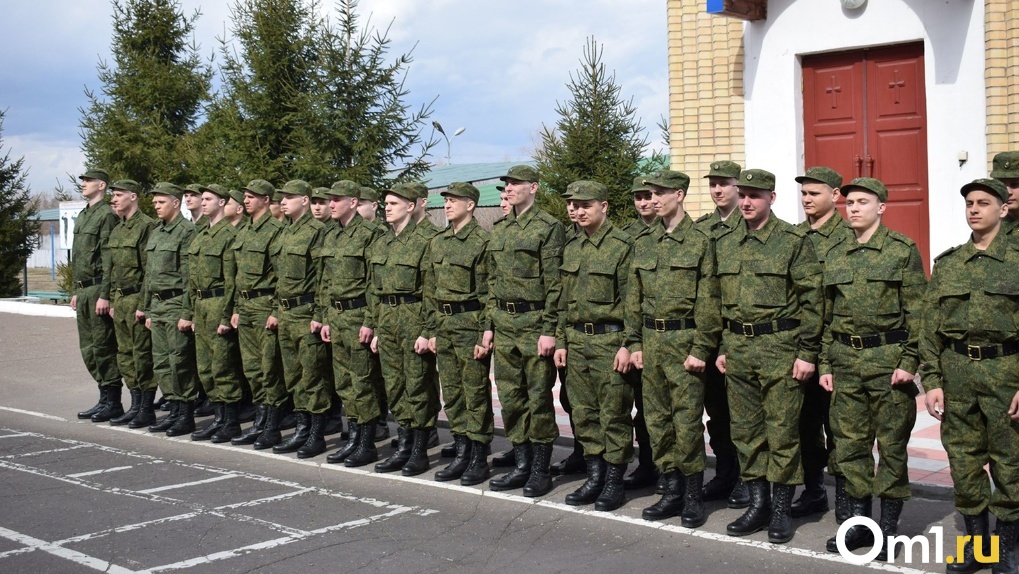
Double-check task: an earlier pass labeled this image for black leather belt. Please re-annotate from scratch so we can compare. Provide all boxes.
[195,288,225,299]
[834,330,909,350]
[280,293,315,309]
[439,300,482,315]
[950,340,1019,361]
[115,285,141,297]
[332,296,368,311]
[152,288,184,301]
[497,299,545,314]
[644,316,697,332]
[239,288,275,300]
[573,322,625,335]
[75,276,103,289]
[381,294,420,306]
[725,318,800,337]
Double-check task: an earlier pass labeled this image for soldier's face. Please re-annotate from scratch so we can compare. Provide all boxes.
[1001,178,1019,214]
[330,196,357,221]
[443,195,473,225]
[707,177,739,211]
[800,182,839,219]
[269,202,283,220]
[565,201,578,222]
[280,194,308,220]
[152,195,179,222]
[633,190,654,218]
[844,191,884,232]
[183,192,201,211]
[649,185,681,218]
[384,195,414,225]
[738,188,775,227]
[201,192,225,218]
[243,192,268,216]
[499,192,510,215]
[569,199,607,231]
[965,190,1008,235]
[310,198,330,221]
[80,178,105,201]
[357,200,377,220]
[225,198,245,220]
[111,190,136,216]
[504,179,536,208]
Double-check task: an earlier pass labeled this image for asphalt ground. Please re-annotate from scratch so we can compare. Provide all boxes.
[0,311,971,573]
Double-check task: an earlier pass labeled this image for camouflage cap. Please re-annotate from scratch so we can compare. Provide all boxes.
[183,183,204,196]
[795,166,843,190]
[630,176,651,193]
[407,182,430,200]
[311,187,331,201]
[359,186,379,202]
[271,190,283,203]
[499,164,539,183]
[79,168,110,184]
[738,169,776,191]
[199,183,230,199]
[383,183,419,202]
[496,184,505,192]
[704,160,742,179]
[991,152,1019,180]
[242,179,274,197]
[151,181,184,199]
[110,179,142,195]
[327,180,361,199]
[566,180,609,202]
[643,169,691,191]
[281,179,312,197]
[228,189,245,205]
[960,178,1009,203]
[441,181,480,203]
[842,177,888,202]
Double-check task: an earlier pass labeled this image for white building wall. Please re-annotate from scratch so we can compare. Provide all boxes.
[741,0,987,261]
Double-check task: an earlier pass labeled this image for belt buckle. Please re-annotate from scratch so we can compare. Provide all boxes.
[505,302,516,314]
[115,288,124,297]
[584,322,595,335]
[654,318,666,332]
[195,290,203,300]
[240,290,250,300]
[75,281,85,289]
[742,323,755,337]
[967,345,983,361]
[280,298,291,310]
[442,303,453,315]
[387,295,398,307]
[850,335,864,350]
[153,292,162,302]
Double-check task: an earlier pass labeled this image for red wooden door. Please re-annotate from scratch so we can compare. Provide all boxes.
[803,43,930,269]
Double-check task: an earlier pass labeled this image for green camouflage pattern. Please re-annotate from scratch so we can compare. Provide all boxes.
[72,200,121,387]
[109,210,156,392]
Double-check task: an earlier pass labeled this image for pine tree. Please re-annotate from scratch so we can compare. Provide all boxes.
[0,111,39,297]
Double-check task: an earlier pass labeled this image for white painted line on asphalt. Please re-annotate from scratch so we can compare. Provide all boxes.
[0,546,35,559]
[0,432,31,439]
[54,513,203,545]
[214,487,314,509]
[67,465,135,478]
[0,406,66,421]
[0,525,135,574]
[136,473,237,494]
[0,444,89,459]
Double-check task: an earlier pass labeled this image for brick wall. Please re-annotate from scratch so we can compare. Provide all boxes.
[985,0,1019,166]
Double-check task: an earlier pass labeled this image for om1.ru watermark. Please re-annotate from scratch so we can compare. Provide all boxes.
[836,517,998,566]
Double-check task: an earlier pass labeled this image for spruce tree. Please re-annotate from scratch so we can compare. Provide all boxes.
[0,111,39,297]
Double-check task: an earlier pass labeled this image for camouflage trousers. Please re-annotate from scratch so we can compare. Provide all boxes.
[941,349,1019,521]
[324,305,381,424]
[75,284,121,388]
[278,304,330,414]
[566,329,634,466]
[703,355,736,460]
[112,292,153,392]
[642,327,706,475]
[491,308,559,446]
[193,297,244,404]
[375,301,439,430]
[147,299,198,402]
[435,310,494,443]
[724,331,804,486]
[235,296,286,408]
[800,375,837,477]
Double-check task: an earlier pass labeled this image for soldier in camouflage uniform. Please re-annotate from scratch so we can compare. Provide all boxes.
[423,182,495,485]
[271,179,331,458]
[552,180,635,511]
[225,190,247,228]
[184,184,207,230]
[714,169,823,544]
[817,178,926,560]
[139,183,199,436]
[990,152,1019,222]
[71,168,123,422]
[107,179,156,428]
[921,178,1019,574]
[485,164,565,497]
[357,187,381,223]
[356,185,390,441]
[625,170,721,526]
[310,187,333,224]
[409,181,442,449]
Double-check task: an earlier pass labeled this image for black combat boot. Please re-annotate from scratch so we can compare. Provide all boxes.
[375,426,414,473]
[491,448,517,468]
[834,474,850,523]
[726,478,771,536]
[166,400,196,437]
[401,428,432,476]
[232,404,268,445]
[110,389,141,426]
[190,402,224,441]
[149,400,180,432]
[946,510,991,574]
[435,435,473,481]
[327,421,360,464]
[460,440,491,486]
[272,412,311,454]
[728,477,751,509]
[993,518,1019,574]
[374,419,390,441]
[296,414,327,458]
[594,463,627,511]
[791,468,829,518]
[489,443,532,491]
[826,496,874,553]
[875,498,904,562]
[681,471,707,528]
[522,443,554,497]
[128,390,157,429]
[211,402,242,443]
[623,449,660,490]
[565,456,606,506]
[440,435,459,459]
[78,386,105,419]
[703,452,738,501]
[253,405,283,450]
[236,394,256,424]
[91,386,124,423]
[550,439,585,476]
[768,483,797,544]
[322,402,344,436]
[195,397,214,418]
[642,470,685,521]
[344,419,379,468]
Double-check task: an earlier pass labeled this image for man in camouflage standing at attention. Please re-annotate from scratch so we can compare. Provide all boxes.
[107,179,157,428]
[71,168,123,422]
[990,152,1019,223]
[484,165,565,497]
[714,169,823,544]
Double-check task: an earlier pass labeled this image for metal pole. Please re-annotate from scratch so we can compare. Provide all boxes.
[50,224,56,280]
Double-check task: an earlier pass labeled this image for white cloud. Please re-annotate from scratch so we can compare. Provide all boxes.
[5,134,85,196]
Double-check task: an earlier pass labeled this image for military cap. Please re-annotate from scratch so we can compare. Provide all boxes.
[630,176,651,193]
[841,177,888,202]
[243,179,275,197]
[359,186,379,202]
[496,184,505,192]
[199,183,230,199]
[110,179,142,195]
[704,160,742,179]
[441,181,480,203]
[499,164,539,183]
[383,183,419,202]
[328,180,361,198]
[566,180,609,202]
[644,169,691,191]
[405,182,429,200]
[991,152,1019,180]
[151,182,184,199]
[796,166,843,190]
[738,169,776,191]
[183,183,204,196]
[960,178,1009,203]
[271,191,283,203]
[78,168,110,184]
[311,187,331,201]
[281,179,312,197]
[228,189,245,205]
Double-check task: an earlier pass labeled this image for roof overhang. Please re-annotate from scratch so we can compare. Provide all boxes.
[706,0,767,21]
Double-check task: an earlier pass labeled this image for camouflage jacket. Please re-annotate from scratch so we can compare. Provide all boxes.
[142,213,195,319]
[71,200,120,299]
[315,214,384,326]
[108,210,156,292]
[187,218,238,325]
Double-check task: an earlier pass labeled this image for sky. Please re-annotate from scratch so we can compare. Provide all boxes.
[0,0,669,197]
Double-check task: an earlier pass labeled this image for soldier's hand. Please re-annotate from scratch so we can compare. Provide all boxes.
[320,325,331,342]
[134,310,145,323]
[684,355,706,373]
[553,348,567,368]
[538,335,556,357]
[144,318,152,330]
[95,297,111,316]
[473,343,491,360]
[70,295,77,311]
[230,313,239,329]
[265,315,278,331]
[310,320,322,334]
[109,307,115,319]
[482,330,494,352]
[1009,391,1019,421]
[414,336,430,354]
[925,388,944,421]
[630,351,644,370]
[819,374,834,392]
[217,324,232,335]
[370,335,379,354]
[428,337,436,354]
[715,355,727,374]
[178,319,193,332]
[890,368,915,386]
[614,348,631,373]
[359,326,374,344]
[792,359,816,381]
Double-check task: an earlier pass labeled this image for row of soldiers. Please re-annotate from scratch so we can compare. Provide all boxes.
[68,154,1019,570]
